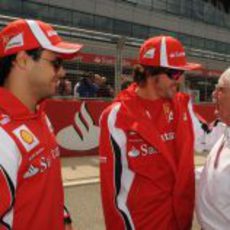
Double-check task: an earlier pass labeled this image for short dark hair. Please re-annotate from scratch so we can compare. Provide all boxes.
[0,48,43,86]
[133,64,183,86]
[133,64,164,86]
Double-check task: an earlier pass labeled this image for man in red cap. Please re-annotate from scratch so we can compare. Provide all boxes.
[0,19,82,229]
[99,35,204,230]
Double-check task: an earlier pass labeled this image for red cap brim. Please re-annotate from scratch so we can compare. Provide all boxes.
[166,62,202,71]
[181,62,203,71]
[44,41,83,59]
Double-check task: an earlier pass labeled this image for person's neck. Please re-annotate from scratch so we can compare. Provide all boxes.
[5,83,38,113]
[135,86,159,101]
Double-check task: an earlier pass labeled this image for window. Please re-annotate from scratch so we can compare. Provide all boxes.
[205,40,216,52]
[167,0,180,14]
[47,7,72,25]
[0,0,22,16]
[152,0,167,11]
[132,24,149,38]
[227,44,230,54]
[191,36,205,49]
[73,11,95,30]
[216,41,226,53]
[180,0,192,17]
[178,34,191,46]
[223,13,230,28]
[137,0,153,8]
[203,2,216,24]
[192,0,204,20]
[114,20,132,36]
[22,2,48,19]
[149,27,166,36]
[95,16,113,33]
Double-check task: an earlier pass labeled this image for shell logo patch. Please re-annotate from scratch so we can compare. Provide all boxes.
[20,130,34,144]
[13,125,39,152]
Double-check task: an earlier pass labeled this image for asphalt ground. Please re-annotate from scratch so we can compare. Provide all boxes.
[62,153,207,230]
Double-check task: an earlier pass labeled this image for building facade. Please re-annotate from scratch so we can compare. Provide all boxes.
[1,0,230,101]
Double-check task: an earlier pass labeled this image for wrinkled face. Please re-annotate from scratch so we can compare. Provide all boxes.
[28,50,65,99]
[213,78,230,125]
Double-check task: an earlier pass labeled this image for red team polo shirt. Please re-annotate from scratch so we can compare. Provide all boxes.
[136,96,178,164]
[0,88,64,230]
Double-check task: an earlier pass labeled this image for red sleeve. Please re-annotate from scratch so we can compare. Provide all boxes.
[99,104,130,230]
[0,127,21,228]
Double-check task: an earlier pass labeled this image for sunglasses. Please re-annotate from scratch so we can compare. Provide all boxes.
[163,68,184,81]
[40,58,63,72]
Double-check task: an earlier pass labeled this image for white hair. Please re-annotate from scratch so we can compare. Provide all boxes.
[219,67,230,87]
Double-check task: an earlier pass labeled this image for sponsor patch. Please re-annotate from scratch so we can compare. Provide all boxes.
[163,103,174,123]
[13,125,39,152]
[23,165,39,179]
[47,30,58,37]
[0,115,11,125]
[143,48,155,59]
[161,132,175,142]
[169,51,185,58]
[20,129,34,144]
[128,131,158,158]
[5,33,24,51]
[128,147,140,158]
[128,144,158,158]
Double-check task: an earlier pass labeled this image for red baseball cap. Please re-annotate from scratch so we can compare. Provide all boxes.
[139,36,201,70]
[0,19,83,59]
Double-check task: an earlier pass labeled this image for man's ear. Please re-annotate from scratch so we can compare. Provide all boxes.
[13,51,31,70]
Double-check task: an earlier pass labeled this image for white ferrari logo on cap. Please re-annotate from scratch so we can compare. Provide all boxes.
[143,48,155,59]
[13,125,39,152]
[5,33,24,51]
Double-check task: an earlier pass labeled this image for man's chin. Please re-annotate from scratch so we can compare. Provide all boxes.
[214,109,219,117]
[167,90,176,99]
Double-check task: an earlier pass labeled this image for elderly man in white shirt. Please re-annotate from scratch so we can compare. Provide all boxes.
[196,67,230,230]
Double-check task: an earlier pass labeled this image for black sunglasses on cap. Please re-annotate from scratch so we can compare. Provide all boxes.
[163,68,184,81]
[144,66,184,81]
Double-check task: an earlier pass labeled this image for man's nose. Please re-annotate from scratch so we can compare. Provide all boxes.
[212,90,217,102]
[57,66,66,78]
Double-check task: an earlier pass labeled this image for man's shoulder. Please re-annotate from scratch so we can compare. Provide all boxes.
[174,92,190,106]
[101,101,121,116]
[100,101,125,124]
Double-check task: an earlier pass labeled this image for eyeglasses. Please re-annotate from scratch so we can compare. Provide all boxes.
[163,69,184,81]
[40,58,63,72]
